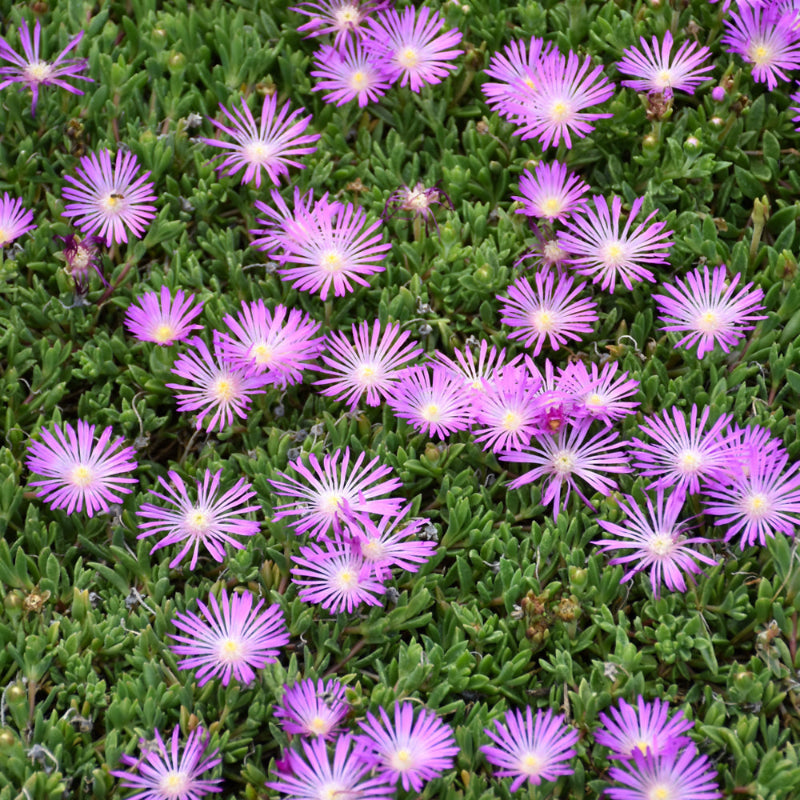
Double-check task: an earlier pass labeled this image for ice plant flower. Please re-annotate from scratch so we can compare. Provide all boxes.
[596,696,694,759]
[124,286,204,346]
[315,319,423,410]
[382,182,453,234]
[482,37,556,115]
[431,341,521,393]
[364,6,463,92]
[62,149,157,246]
[274,678,349,740]
[251,187,323,256]
[201,94,320,188]
[0,191,35,248]
[111,725,222,800]
[561,361,640,425]
[0,19,91,116]
[515,224,570,275]
[481,707,579,792]
[653,265,766,357]
[137,469,260,569]
[558,195,673,293]
[167,336,270,433]
[26,420,137,517]
[513,161,590,221]
[593,488,719,597]
[56,234,105,294]
[270,447,404,541]
[311,41,391,106]
[617,31,714,96]
[497,272,598,356]
[355,702,459,791]
[169,589,289,686]
[291,0,391,48]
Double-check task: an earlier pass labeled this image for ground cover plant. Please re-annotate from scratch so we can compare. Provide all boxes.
[1,0,800,798]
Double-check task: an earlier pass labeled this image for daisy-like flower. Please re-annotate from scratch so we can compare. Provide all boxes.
[593,488,719,597]
[270,447,404,541]
[617,31,714,96]
[26,420,137,517]
[356,702,459,791]
[274,678,349,739]
[137,469,260,569]
[311,41,391,107]
[558,195,673,293]
[513,161,590,222]
[504,50,615,149]
[314,319,423,410]
[653,265,766,358]
[501,422,630,519]
[364,6,463,92]
[62,149,157,247]
[252,187,323,256]
[561,361,640,425]
[721,4,800,91]
[56,234,105,294]
[481,707,579,792]
[218,300,323,388]
[201,94,320,188]
[291,0,391,48]
[524,357,586,434]
[291,539,385,613]
[498,272,598,356]
[124,286,204,346]
[0,192,35,248]
[630,405,733,496]
[166,336,270,433]
[0,19,92,116]
[111,725,222,800]
[382,182,454,235]
[596,696,694,759]
[607,743,722,800]
[431,341,521,393]
[386,364,473,440]
[515,224,570,275]
[269,734,394,800]
[482,37,556,115]
[169,589,288,686]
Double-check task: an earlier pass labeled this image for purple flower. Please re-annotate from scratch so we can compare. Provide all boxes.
[558,195,673,293]
[26,420,137,517]
[62,149,157,246]
[617,31,713,96]
[169,589,288,686]
[653,265,766,357]
[124,286,204,346]
[274,678,349,739]
[311,40,391,106]
[166,336,270,433]
[382,182,453,235]
[431,341,521,393]
[57,234,105,294]
[513,161,590,221]
[355,702,459,791]
[111,725,222,800]
[0,19,92,116]
[593,488,719,597]
[791,86,800,130]
[482,37,556,116]
[596,696,694,759]
[291,0,391,48]
[201,95,320,188]
[497,271,598,356]
[314,319,423,410]
[270,447,404,541]
[560,361,640,425]
[137,469,261,569]
[0,191,35,247]
[252,187,322,256]
[481,707,579,792]
[526,357,584,434]
[364,6,463,92]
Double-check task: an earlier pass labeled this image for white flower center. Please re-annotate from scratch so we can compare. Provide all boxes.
[398,47,420,68]
[648,532,674,557]
[244,140,273,164]
[70,464,94,488]
[421,403,442,422]
[217,636,243,664]
[152,323,176,344]
[252,342,273,364]
[307,715,331,735]
[212,376,236,402]
[648,784,673,800]
[518,751,541,776]
[549,99,572,123]
[320,250,343,272]
[24,60,53,83]
[185,508,211,532]
[655,69,673,88]
[748,41,773,66]
[321,493,344,514]
[501,411,522,431]
[586,393,605,409]
[744,492,771,518]
[542,196,563,217]
[694,310,721,333]
[552,449,576,475]
[390,747,414,771]
[355,363,378,384]
[336,567,357,590]
[531,308,556,332]
[542,240,564,263]
[159,770,190,799]
[335,3,360,26]
[102,193,125,213]
[361,538,385,560]
[350,70,368,90]
[602,240,625,266]
[677,449,702,473]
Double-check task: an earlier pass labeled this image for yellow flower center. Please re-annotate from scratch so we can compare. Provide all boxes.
[0,228,7,246]
[649,533,674,556]
[695,310,720,333]
[603,241,625,265]
[749,43,771,65]
[519,752,541,775]
[532,309,556,332]
[398,47,419,68]
[586,393,604,408]
[335,4,359,25]
[390,748,413,770]
[350,70,367,90]
[677,449,701,473]
[648,784,672,800]
[321,784,346,800]
[552,450,575,474]
[252,343,273,364]
[502,411,522,431]
[356,363,377,384]
[337,569,356,589]
[217,637,243,663]
[70,465,94,488]
[321,493,343,513]
[421,403,441,422]
[213,377,235,402]
[543,240,564,263]
[153,323,176,344]
[102,193,124,212]
[186,508,210,532]
[549,100,570,122]
[656,69,672,88]
[244,141,270,162]
[320,251,343,272]
[542,196,563,217]
[24,61,52,83]
[635,739,651,754]
[361,538,384,560]
[524,76,536,89]
[308,716,330,735]
[745,492,770,518]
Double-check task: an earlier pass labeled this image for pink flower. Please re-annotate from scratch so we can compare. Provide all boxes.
[513,161,590,222]
[311,40,391,106]
[124,286,204,346]
[274,678,349,740]
[0,191,35,248]
[291,0,392,48]
[482,37,556,116]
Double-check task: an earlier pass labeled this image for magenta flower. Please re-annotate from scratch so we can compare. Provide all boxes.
[314,319,423,410]
[291,0,391,48]
[0,192,35,247]
[617,31,714,96]
[431,341,521,393]
[137,469,261,569]
[252,187,322,256]
[311,41,391,107]
[166,336,270,433]
[57,234,105,294]
[111,725,222,800]
[355,702,459,791]
[274,678,349,739]
[653,265,766,358]
[62,149,157,246]
[792,87,800,131]
[270,447,404,541]
[0,19,91,116]
[513,161,590,222]
[561,361,640,425]
[169,589,288,686]
[481,707,579,792]
[382,182,454,235]
[482,37,556,116]
[124,286,204,346]
[497,272,598,356]
[558,195,673,293]
[596,696,694,759]
[26,420,137,517]
[515,226,570,275]
[364,6,463,92]
[201,95,320,188]
[593,488,719,597]
[218,300,323,388]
